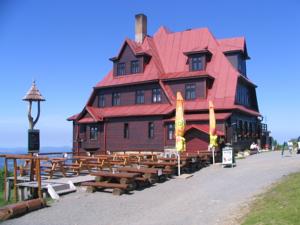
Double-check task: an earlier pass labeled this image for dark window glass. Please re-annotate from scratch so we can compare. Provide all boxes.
[167,123,175,140]
[90,126,98,140]
[152,88,161,103]
[124,123,129,139]
[136,90,145,104]
[112,92,120,106]
[185,84,196,100]
[80,125,86,133]
[117,63,126,75]
[131,60,140,74]
[236,84,250,107]
[190,56,203,71]
[148,122,154,139]
[98,94,105,107]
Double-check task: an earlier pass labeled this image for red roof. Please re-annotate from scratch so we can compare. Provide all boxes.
[78,117,97,124]
[185,124,224,136]
[69,25,259,121]
[218,37,245,53]
[85,104,174,119]
[165,113,232,122]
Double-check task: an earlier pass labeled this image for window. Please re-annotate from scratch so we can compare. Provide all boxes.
[90,126,98,140]
[190,55,203,71]
[148,122,154,139]
[98,94,105,107]
[80,125,86,133]
[112,92,120,106]
[131,60,140,74]
[152,88,161,103]
[117,63,126,75]
[185,84,196,100]
[236,84,250,107]
[124,123,129,139]
[167,123,175,140]
[135,90,144,104]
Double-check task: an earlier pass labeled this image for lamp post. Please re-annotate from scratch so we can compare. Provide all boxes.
[23,81,45,154]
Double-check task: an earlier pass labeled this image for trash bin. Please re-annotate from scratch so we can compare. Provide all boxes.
[222,144,236,168]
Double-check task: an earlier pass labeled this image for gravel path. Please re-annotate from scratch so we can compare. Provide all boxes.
[5,151,300,225]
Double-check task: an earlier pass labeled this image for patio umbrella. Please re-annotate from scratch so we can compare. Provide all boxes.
[209,100,218,164]
[175,92,185,176]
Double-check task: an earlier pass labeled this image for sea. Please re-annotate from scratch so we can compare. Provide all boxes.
[0,146,71,170]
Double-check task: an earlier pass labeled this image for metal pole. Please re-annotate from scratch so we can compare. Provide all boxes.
[178,152,181,176]
[212,147,215,164]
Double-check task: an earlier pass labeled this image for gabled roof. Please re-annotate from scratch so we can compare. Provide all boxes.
[185,124,224,136]
[69,25,260,121]
[109,38,151,61]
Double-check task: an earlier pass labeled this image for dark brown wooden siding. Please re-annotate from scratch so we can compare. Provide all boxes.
[92,83,168,107]
[185,129,209,152]
[106,116,165,152]
[166,78,206,100]
[113,44,144,76]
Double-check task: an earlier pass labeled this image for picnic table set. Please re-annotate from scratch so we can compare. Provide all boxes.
[1,151,211,198]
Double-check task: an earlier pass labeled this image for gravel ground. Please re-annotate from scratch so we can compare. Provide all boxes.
[5,151,300,225]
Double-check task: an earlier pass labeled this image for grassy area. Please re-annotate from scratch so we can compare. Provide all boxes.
[242,172,300,225]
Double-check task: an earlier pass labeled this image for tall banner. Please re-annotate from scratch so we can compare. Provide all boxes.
[175,92,185,152]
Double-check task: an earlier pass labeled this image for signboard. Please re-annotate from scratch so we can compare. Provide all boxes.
[222,146,235,167]
[28,129,40,153]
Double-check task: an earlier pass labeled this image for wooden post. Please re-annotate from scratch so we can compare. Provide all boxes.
[13,159,18,202]
[3,158,8,201]
[35,158,42,198]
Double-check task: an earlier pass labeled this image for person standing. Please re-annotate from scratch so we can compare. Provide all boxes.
[282,142,287,157]
[288,141,293,155]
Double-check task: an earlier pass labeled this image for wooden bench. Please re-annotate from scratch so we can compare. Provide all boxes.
[90,171,139,191]
[81,182,128,195]
[117,167,162,184]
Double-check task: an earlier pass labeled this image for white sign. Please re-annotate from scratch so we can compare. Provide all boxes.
[157,169,162,176]
[222,148,233,165]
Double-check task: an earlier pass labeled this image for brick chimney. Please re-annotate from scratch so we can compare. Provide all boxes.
[135,14,147,43]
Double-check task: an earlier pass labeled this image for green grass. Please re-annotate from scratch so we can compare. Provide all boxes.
[242,172,300,225]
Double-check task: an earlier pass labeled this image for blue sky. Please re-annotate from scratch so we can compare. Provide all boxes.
[0,0,299,147]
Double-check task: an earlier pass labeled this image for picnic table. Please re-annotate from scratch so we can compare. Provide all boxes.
[43,158,67,179]
[117,166,163,184]
[83,171,140,195]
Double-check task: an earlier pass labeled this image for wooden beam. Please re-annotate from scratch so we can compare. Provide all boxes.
[13,159,18,202]
[36,158,42,199]
[3,158,8,201]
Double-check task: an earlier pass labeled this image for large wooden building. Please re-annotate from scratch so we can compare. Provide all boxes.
[68,14,265,155]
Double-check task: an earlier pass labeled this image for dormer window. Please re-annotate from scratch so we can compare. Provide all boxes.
[131,60,140,74]
[117,63,126,76]
[190,55,203,71]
